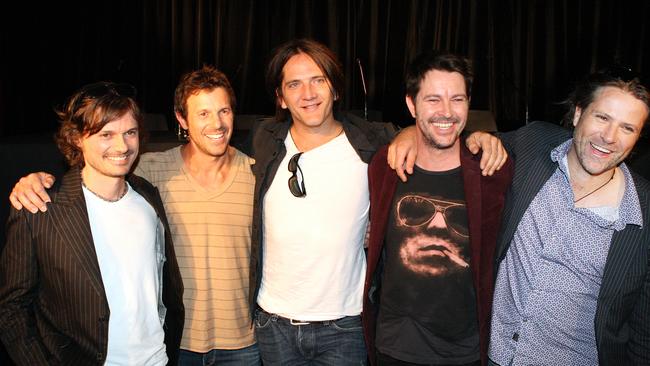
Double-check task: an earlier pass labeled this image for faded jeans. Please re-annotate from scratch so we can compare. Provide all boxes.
[254,307,367,365]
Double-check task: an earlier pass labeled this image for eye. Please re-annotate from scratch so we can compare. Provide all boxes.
[313,77,326,85]
[126,129,138,136]
[595,114,608,122]
[220,108,232,116]
[621,125,637,134]
[199,111,209,118]
[452,97,467,103]
[286,81,300,89]
[99,132,111,139]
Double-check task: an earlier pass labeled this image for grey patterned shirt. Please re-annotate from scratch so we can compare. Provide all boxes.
[489,139,643,365]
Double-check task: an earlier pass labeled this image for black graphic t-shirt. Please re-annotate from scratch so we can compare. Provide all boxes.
[375,165,479,364]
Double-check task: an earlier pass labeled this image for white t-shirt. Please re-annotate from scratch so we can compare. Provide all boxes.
[83,183,167,366]
[258,132,369,320]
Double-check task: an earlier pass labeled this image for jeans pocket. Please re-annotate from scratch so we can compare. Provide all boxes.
[254,309,273,329]
[330,315,362,332]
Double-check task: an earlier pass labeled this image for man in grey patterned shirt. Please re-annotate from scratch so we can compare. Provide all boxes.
[489,68,650,365]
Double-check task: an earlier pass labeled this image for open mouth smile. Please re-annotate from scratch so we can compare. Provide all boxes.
[590,142,612,155]
[105,154,131,162]
[205,132,225,140]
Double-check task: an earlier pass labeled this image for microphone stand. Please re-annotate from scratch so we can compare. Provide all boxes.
[357,58,368,120]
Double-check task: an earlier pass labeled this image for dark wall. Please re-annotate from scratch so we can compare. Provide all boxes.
[2,0,649,138]
[1,1,650,364]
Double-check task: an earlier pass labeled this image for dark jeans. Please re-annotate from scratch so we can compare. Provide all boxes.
[254,307,367,365]
[177,343,261,366]
[376,351,480,366]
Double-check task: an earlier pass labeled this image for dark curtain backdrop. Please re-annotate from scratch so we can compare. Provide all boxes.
[2,0,649,137]
[1,1,650,364]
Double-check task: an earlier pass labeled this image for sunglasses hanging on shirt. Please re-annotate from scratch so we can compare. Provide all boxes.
[288,152,306,197]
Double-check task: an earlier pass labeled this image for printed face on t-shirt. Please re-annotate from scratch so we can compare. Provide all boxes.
[394,193,469,277]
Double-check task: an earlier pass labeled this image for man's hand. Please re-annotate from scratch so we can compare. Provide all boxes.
[9,173,56,213]
[465,131,508,176]
[387,126,417,182]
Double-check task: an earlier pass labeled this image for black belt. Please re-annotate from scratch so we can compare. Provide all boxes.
[257,307,345,326]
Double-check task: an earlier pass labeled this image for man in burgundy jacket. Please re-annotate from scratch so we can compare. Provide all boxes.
[362,52,513,366]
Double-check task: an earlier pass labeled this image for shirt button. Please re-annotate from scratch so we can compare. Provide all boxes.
[97,353,103,361]
[512,332,519,342]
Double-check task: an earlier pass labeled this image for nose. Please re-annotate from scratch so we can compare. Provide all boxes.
[427,211,447,230]
[114,135,128,152]
[303,83,317,100]
[600,123,618,144]
[436,99,452,118]
[209,112,227,130]
[214,114,224,128]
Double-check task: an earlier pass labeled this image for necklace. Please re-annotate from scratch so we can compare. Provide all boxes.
[81,179,128,203]
[573,169,616,203]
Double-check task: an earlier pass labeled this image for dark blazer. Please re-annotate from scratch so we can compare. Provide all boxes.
[363,144,513,365]
[496,121,650,365]
[0,166,184,366]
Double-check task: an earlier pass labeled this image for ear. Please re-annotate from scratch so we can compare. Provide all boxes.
[405,95,417,118]
[276,89,288,109]
[330,85,338,101]
[573,107,582,127]
[74,135,83,149]
[72,129,84,149]
[176,112,189,130]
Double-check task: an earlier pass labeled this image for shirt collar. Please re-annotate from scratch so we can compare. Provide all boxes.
[549,139,643,229]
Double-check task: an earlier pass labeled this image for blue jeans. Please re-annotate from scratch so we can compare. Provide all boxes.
[177,343,261,366]
[254,308,367,365]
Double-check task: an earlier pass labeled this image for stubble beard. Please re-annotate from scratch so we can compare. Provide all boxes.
[420,116,461,150]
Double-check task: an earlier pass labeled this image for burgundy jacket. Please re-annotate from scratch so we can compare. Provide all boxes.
[362,144,513,365]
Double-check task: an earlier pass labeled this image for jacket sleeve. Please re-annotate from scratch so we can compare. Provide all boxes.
[628,263,650,364]
[0,208,51,365]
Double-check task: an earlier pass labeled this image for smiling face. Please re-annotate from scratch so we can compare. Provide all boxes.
[78,112,139,181]
[406,70,469,151]
[569,86,648,178]
[277,53,336,131]
[177,87,234,159]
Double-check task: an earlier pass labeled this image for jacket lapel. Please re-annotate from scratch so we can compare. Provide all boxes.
[49,168,106,297]
[598,186,648,300]
[496,142,557,261]
[460,146,482,262]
